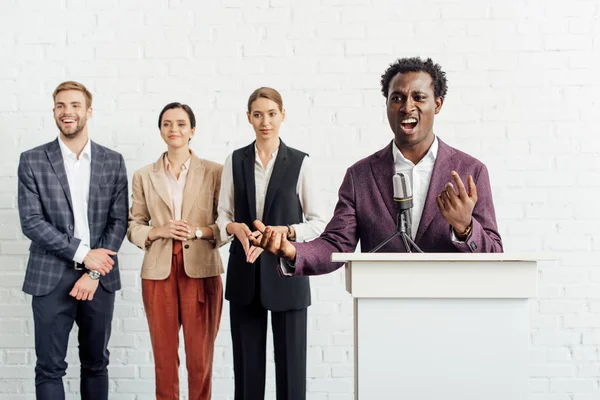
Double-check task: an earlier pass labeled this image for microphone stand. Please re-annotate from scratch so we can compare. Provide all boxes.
[369,209,423,253]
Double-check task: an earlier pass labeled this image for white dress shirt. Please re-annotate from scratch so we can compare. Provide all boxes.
[58,137,91,264]
[217,144,327,243]
[393,137,438,238]
[393,136,466,242]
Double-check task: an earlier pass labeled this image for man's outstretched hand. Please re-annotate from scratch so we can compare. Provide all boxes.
[247,220,297,264]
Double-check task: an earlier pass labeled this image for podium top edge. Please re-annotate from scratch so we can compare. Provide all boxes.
[330,252,555,262]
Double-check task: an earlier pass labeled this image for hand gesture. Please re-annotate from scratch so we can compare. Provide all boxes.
[69,274,100,301]
[83,248,116,276]
[436,171,477,233]
[149,220,191,241]
[227,222,253,255]
[248,220,297,262]
[246,230,265,264]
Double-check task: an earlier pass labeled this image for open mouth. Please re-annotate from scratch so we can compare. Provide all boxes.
[400,117,418,133]
[61,117,77,126]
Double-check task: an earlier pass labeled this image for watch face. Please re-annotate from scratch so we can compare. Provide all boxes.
[195,228,203,239]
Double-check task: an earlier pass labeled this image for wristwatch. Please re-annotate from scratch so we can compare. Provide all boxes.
[195,227,203,239]
[87,270,101,280]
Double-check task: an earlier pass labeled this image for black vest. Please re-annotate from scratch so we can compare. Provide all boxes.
[224,140,311,311]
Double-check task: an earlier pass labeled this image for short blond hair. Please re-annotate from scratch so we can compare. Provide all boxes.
[53,81,93,108]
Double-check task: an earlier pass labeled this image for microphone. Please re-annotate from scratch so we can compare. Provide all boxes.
[393,172,413,211]
[369,171,422,253]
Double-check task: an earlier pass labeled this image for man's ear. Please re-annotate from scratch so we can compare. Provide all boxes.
[434,97,443,114]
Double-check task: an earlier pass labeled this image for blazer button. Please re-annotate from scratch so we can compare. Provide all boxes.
[184,244,189,249]
[68,225,73,230]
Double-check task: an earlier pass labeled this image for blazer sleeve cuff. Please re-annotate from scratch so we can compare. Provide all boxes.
[130,226,153,250]
[278,258,296,276]
[451,218,482,253]
[207,223,228,247]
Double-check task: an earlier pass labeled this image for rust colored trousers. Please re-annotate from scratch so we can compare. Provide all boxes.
[142,240,223,400]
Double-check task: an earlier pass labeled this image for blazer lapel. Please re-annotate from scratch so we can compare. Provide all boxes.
[46,139,73,211]
[243,143,257,222]
[370,141,396,223]
[262,140,289,220]
[181,154,205,221]
[149,154,173,215]
[88,142,104,220]
[415,138,455,243]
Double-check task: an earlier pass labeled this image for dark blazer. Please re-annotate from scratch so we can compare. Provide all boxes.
[18,139,128,296]
[226,140,311,311]
[293,138,503,276]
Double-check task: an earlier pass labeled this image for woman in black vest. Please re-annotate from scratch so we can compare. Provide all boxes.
[217,87,327,400]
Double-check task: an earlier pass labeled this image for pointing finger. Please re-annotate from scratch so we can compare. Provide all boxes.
[452,171,468,199]
[445,182,458,202]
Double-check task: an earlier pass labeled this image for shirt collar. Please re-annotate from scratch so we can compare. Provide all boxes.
[163,152,192,172]
[254,143,279,159]
[393,136,438,168]
[58,136,91,161]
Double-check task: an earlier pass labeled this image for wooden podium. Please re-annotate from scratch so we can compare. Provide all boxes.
[331,253,541,400]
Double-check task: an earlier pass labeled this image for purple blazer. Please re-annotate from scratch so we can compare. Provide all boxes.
[292,138,503,276]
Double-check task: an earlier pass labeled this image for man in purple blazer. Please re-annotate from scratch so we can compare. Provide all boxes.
[248,57,503,276]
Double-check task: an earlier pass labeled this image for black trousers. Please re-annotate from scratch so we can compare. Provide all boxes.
[32,267,115,400]
[230,296,307,400]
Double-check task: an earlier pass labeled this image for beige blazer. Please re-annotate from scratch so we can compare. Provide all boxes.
[127,152,225,280]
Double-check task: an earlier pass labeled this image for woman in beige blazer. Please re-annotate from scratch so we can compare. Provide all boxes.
[127,102,224,400]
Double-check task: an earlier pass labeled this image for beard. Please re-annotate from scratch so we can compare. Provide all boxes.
[56,116,87,139]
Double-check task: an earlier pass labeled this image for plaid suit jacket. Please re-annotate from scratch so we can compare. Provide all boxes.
[18,139,128,296]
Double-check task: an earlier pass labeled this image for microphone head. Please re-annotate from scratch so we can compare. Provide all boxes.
[393,172,413,210]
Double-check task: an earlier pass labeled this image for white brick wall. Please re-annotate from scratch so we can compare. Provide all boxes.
[0,0,599,398]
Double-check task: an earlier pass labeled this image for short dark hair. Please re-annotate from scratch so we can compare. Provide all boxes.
[158,102,196,129]
[380,57,448,100]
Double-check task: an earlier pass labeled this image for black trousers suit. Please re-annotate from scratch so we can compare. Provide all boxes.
[229,257,307,400]
[226,141,311,400]
[32,267,115,400]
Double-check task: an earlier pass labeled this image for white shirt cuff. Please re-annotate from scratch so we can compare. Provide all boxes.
[279,258,296,276]
[291,223,306,242]
[450,229,472,243]
[73,243,91,264]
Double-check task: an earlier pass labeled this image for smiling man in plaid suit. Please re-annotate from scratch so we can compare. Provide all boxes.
[17,81,128,400]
